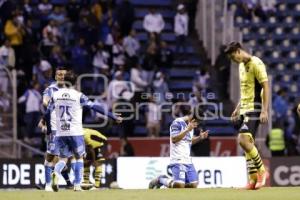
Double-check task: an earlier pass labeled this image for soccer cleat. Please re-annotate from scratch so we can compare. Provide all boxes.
[255,170,269,189]
[51,172,59,192]
[74,184,83,191]
[35,184,45,190]
[244,182,256,190]
[148,175,167,189]
[45,184,53,192]
[148,177,159,189]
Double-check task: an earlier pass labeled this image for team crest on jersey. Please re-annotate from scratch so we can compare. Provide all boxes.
[62,93,70,98]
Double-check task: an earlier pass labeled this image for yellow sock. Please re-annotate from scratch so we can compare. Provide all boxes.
[245,153,257,182]
[248,146,265,172]
[94,165,102,188]
[83,166,90,183]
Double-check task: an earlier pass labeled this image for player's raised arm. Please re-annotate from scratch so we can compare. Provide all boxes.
[80,94,123,123]
[171,119,197,143]
[192,130,209,145]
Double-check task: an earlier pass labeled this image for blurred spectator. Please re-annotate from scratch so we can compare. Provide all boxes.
[22,19,39,81]
[4,13,25,71]
[0,39,15,69]
[0,39,15,93]
[260,0,276,14]
[42,20,61,57]
[66,0,81,23]
[116,0,135,36]
[131,63,148,104]
[192,69,210,94]
[143,8,165,35]
[142,42,159,84]
[90,0,103,23]
[38,0,53,15]
[22,0,33,20]
[0,91,10,127]
[48,6,70,45]
[49,45,67,68]
[71,37,90,74]
[145,95,161,137]
[215,45,231,99]
[107,70,132,109]
[38,0,53,27]
[123,29,140,67]
[113,36,125,69]
[18,81,42,143]
[92,41,110,82]
[159,41,173,76]
[266,120,286,156]
[152,71,169,104]
[188,90,207,109]
[272,88,288,125]
[32,58,53,89]
[174,4,188,56]
[119,136,135,156]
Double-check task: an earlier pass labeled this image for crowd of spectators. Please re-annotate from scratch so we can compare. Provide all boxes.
[0,0,208,147]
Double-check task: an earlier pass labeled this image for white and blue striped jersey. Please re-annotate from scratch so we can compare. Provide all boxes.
[43,82,59,131]
[50,88,93,137]
[169,117,194,164]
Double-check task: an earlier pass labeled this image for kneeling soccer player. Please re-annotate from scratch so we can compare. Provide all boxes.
[149,108,209,188]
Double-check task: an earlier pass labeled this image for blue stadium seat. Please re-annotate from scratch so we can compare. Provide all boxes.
[137,32,175,42]
[51,0,68,5]
[170,69,195,78]
[169,82,193,90]
[130,0,172,6]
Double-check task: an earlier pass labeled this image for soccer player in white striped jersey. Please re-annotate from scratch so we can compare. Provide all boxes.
[47,71,122,191]
[149,109,209,189]
[39,67,69,191]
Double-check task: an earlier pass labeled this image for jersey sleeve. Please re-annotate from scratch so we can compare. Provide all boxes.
[170,121,181,136]
[42,87,51,98]
[252,59,268,83]
[80,94,94,107]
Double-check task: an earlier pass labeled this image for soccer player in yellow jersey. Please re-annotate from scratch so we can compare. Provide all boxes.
[82,128,107,188]
[224,42,269,190]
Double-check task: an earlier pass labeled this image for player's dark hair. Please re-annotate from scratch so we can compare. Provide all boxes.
[189,107,205,122]
[224,42,242,54]
[56,66,68,71]
[64,70,77,87]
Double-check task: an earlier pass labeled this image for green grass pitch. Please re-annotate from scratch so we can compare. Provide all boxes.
[1,187,300,200]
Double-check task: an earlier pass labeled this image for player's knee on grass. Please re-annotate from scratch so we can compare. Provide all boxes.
[172,182,185,188]
[185,182,198,188]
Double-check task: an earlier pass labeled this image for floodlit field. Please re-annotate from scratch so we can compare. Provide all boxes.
[1,187,300,200]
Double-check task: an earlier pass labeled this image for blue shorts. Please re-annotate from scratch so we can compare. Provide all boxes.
[169,163,198,184]
[46,131,59,155]
[54,135,86,158]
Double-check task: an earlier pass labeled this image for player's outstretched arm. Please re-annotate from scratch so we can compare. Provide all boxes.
[192,130,209,145]
[90,104,123,123]
[80,94,123,123]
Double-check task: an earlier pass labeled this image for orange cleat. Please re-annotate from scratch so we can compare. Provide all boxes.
[255,170,269,189]
[245,180,256,190]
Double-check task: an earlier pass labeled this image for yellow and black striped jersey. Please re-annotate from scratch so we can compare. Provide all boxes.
[83,128,107,149]
[239,56,268,114]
